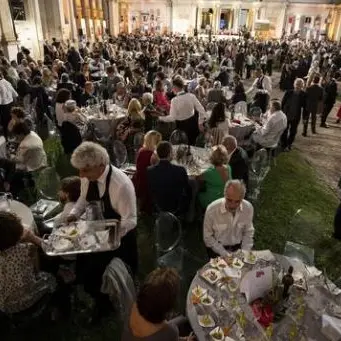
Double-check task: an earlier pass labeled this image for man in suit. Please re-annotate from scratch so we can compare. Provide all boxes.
[281,78,307,151]
[147,141,191,216]
[79,81,97,107]
[321,77,337,128]
[304,75,324,136]
[222,135,249,191]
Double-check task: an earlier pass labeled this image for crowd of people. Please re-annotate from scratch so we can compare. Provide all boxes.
[0,33,341,337]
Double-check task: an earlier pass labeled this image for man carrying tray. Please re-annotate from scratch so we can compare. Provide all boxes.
[67,141,138,323]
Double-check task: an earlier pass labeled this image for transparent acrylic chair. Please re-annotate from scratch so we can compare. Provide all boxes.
[169,130,189,145]
[111,140,128,168]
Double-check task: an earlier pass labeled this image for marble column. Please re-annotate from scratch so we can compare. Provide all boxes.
[25,0,44,59]
[0,0,19,60]
[233,6,240,33]
[294,15,301,32]
[69,0,78,42]
[215,6,221,34]
[108,0,118,36]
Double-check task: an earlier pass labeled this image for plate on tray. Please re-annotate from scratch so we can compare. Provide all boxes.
[198,314,215,328]
[202,269,223,284]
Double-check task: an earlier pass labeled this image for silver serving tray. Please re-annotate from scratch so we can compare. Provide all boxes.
[42,219,120,256]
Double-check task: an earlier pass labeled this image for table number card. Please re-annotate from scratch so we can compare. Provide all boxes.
[240,266,273,303]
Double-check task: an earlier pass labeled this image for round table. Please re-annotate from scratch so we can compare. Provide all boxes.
[9,200,37,232]
[186,250,339,341]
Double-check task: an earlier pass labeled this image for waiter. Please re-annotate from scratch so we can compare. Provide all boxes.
[0,71,18,138]
[246,68,272,113]
[159,76,207,145]
[67,141,138,322]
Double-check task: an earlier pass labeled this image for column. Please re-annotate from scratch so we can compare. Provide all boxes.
[233,6,240,33]
[294,15,301,32]
[165,0,172,34]
[81,0,92,39]
[0,0,19,60]
[108,0,119,36]
[276,4,287,39]
[26,0,44,59]
[69,0,78,42]
[215,6,221,34]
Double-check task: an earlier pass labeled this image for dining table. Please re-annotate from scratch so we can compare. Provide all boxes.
[186,250,341,341]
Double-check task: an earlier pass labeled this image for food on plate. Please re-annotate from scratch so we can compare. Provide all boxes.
[202,268,222,284]
[198,314,215,327]
[53,238,73,252]
[79,235,97,249]
[191,295,201,304]
[210,327,224,340]
[201,294,214,305]
[209,271,218,281]
[69,228,78,236]
[192,285,206,297]
[248,252,256,262]
[221,276,231,284]
[228,281,239,292]
[232,258,244,269]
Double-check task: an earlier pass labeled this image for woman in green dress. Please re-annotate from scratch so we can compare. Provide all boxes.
[197,145,232,209]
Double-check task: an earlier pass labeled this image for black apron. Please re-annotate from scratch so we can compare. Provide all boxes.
[77,166,138,298]
[253,76,269,113]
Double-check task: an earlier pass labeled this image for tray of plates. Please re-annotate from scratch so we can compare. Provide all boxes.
[41,219,120,256]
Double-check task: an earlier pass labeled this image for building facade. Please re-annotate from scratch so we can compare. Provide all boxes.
[0,0,339,61]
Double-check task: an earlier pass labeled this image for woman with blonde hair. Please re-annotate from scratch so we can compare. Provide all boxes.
[133,130,162,213]
[117,98,145,142]
[197,145,232,209]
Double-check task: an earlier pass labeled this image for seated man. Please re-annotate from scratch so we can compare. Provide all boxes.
[203,180,254,258]
[251,99,287,148]
[79,81,97,107]
[147,141,191,216]
[222,135,249,191]
[0,121,47,196]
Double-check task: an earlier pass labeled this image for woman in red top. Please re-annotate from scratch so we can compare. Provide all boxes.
[133,130,162,214]
[153,79,170,113]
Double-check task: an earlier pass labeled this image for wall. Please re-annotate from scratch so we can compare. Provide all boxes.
[172,0,196,35]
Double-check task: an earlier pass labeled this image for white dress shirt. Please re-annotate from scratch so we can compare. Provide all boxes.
[54,202,75,228]
[203,198,255,256]
[246,76,272,96]
[0,78,18,105]
[70,165,137,238]
[252,110,287,148]
[55,103,65,127]
[159,92,207,124]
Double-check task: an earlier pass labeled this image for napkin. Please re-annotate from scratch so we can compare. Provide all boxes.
[254,250,276,262]
[322,314,341,341]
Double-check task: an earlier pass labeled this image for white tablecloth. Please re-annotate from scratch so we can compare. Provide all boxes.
[9,200,37,232]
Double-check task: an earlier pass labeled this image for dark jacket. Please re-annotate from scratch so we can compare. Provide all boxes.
[147,160,192,215]
[229,147,249,190]
[281,89,307,121]
[324,80,337,104]
[305,84,324,113]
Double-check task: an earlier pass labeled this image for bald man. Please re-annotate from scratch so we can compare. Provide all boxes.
[203,180,254,258]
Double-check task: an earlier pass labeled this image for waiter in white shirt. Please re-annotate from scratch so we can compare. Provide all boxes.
[67,142,137,319]
[203,180,254,258]
[0,71,18,138]
[159,76,207,145]
[246,68,272,113]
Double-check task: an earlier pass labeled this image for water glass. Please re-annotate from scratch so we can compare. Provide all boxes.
[0,192,12,212]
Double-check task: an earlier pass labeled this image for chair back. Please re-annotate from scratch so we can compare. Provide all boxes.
[210,127,224,146]
[59,121,82,154]
[111,140,128,168]
[169,129,188,145]
[133,132,144,153]
[249,106,262,119]
[234,101,248,117]
[155,212,182,254]
[34,167,61,200]
[250,148,269,181]
[206,102,217,111]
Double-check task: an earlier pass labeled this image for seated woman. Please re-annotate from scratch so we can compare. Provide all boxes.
[63,99,88,133]
[54,176,81,228]
[230,82,247,105]
[55,88,72,127]
[132,131,162,214]
[197,145,232,209]
[122,267,193,341]
[153,79,170,113]
[142,93,162,132]
[194,77,207,106]
[0,211,56,314]
[206,103,230,145]
[7,106,33,133]
[114,82,130,108]
[117,98,145,143]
